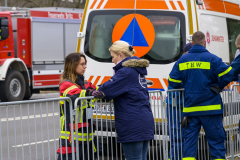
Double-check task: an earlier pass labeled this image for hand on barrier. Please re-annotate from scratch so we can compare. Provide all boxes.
[91,90,105,99]
[210,85,221,94]
[181,117,191,128]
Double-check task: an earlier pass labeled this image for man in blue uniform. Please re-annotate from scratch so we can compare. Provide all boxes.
[168,31,234,160]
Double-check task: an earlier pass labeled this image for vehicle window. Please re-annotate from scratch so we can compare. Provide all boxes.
[227,18,240,63]
[141,15,181,63]
[85,10,185,64]
[0,17,9,40]
[88,15,122,60]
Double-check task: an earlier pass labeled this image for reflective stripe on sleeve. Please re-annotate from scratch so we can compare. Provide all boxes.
[218,66,232,77]
[179,61,210,71]
[183,104,221,113]
[63,86,78,97]
[169,76,182,83]
[182,158,196,160]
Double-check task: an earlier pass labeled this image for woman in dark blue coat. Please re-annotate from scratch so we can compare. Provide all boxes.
[99,40,154,160]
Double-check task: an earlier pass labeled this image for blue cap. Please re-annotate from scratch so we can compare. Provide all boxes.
[183,43,193,53]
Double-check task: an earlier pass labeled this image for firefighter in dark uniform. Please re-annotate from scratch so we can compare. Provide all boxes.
[168,31,234,160]
[57,52,105,160]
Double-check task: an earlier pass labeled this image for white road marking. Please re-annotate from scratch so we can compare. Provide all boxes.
[12,138,59,147]
[1,112,59,122]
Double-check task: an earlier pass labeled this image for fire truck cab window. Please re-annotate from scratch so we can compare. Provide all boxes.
[85,10,185,64]
[227,18,240,63]
[0,18,9,40]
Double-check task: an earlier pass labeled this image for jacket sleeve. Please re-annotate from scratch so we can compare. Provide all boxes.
[230,55,240,81]
[86,81,98,90]
[98,69,129,100]
[216,58,234,89]
[168,61,182,89]
[60,81,88,104]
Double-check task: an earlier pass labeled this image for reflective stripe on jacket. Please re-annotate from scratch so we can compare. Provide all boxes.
[168,45,234,116]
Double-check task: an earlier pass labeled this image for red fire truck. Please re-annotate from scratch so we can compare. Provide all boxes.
[0,7,83,101]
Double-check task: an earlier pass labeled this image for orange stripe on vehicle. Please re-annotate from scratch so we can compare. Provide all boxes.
[90,0,97,9]
[97,0,105,9]
[93,76,101,86]
[170,1,177,10]
[198,5,201,9]
[101,76,111,84]
[177,1,185,10]
[88,76,94,82]
[203,0,225,13]
[136,0,168,10]
[104,0,135,9]
[146,78,164,89]
[163,78,169,87]
[224,2,240,16]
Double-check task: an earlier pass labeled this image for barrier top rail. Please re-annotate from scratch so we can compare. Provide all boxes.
[74,96,95,107]
[230,84,239,90]
[0,97,71,106]
[167,88,185,92]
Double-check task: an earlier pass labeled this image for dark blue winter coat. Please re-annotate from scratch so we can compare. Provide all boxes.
[169,45,234,117]
[99,56,154,143]
[231,54,240,81]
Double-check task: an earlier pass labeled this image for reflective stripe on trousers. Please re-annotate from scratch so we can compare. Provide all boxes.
[60,131,94,141]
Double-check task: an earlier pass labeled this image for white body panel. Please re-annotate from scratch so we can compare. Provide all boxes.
[77,0,240,123]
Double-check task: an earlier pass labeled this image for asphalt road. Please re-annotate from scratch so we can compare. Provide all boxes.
[0,93,122,160]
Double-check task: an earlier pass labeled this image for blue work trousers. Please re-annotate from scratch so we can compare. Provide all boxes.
[167,106,183,160]
[122,140,149,160]
[183,115,226,160]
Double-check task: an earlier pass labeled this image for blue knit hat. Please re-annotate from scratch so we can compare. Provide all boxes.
[183,43,193,53]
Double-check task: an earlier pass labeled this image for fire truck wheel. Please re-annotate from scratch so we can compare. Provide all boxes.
[0,70,26,102]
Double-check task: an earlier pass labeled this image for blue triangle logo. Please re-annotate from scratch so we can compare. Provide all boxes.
[120,17,149,47]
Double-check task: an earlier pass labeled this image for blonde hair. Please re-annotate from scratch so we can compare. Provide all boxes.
[109,40,136,57]
[60,52,87,84]
[236,34,240,46]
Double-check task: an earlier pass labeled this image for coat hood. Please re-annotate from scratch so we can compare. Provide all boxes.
[113,56,149,75]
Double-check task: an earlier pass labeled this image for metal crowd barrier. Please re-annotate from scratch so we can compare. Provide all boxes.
[166,85,240,160]
[0,97,72,160]
[1,86,240,160]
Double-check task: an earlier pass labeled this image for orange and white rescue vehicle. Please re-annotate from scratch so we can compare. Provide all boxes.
[75,0,240,155]
[0,7,83,101]
[77,0,240,95]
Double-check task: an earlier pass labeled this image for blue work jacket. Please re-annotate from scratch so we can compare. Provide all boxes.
[99,56,154,143]
[169,45,234,117]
